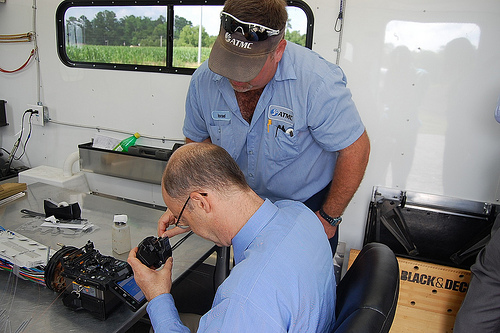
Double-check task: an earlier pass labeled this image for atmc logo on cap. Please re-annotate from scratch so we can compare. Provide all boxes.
[224,32,253,50]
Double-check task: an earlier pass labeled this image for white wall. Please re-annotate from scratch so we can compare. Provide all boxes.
[0,0,187,165]
[336,0,500,249]
[1,0,499,251]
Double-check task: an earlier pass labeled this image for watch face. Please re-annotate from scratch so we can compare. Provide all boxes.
[331,217,342,226]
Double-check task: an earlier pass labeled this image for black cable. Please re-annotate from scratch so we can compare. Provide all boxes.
[4,110,34,172]
[44,245,78,291]
[171,231,194,251]
[14,112,34,161]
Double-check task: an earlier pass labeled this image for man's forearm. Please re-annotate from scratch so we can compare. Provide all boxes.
[317,130,370,237]
[323,130,370,215]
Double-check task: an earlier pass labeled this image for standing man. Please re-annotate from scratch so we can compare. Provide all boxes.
[160,0,370,254]
[130,143,336,332]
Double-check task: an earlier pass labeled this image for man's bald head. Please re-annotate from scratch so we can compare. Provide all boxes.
[162,143,250,200]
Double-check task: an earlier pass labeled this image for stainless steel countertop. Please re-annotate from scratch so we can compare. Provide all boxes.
[0,182,216,333]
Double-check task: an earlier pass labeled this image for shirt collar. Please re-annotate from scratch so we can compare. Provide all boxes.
[232,199,278,264]
[273,44,297,82]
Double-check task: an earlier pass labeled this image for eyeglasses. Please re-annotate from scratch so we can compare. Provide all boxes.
[175,196,191,229]
[220,11,280,41]
[174,193,207,229]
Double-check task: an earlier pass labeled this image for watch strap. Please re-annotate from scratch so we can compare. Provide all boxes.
[319,208,342,226]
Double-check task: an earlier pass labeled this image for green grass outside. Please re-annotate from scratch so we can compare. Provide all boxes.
[66,45,212,68]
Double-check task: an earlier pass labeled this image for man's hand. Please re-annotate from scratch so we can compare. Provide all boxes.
[158,208,191,238]
[315,211,338,239]
[127,247,174,301]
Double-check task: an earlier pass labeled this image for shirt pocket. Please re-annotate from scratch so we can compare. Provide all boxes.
[210,120,230,144]
[264,122,300,167]
[209,120,243,158]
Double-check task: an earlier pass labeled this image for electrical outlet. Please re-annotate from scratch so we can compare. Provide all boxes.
[28,104,48,126]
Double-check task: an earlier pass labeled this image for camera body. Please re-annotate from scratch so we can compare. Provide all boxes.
[136,236,172,269]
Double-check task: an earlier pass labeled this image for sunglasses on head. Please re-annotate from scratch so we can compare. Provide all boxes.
[220,11,280,42]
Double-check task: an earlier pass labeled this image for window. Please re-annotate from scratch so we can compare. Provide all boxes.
[56,0,313,74]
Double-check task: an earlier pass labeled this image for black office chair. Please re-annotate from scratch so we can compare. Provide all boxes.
[332,242,400,333]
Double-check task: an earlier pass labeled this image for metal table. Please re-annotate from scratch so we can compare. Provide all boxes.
[0,183,217,333]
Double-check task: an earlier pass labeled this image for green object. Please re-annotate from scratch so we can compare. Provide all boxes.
[113,132,140,152]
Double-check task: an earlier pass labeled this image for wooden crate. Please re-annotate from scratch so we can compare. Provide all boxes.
[349,249,471,333]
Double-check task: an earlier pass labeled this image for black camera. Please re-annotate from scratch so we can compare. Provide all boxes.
[136,236,172,269]
[44,241,146,320]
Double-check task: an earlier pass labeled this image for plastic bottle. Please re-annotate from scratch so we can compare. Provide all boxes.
[113,132,140,152]
[112,214,131,254]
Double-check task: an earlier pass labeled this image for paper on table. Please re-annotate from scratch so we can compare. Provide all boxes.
[40,221,94,230]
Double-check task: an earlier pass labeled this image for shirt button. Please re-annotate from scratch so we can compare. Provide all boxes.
[249,151,253,155]
[249,173,254,177]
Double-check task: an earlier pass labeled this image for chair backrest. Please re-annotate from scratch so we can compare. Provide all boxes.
[332,242,400,333]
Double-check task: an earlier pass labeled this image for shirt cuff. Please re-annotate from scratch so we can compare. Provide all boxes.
[147,293,189,333]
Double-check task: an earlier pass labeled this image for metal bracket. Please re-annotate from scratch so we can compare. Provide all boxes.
[375,190,419,256]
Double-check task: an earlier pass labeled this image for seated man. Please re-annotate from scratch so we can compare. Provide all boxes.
[128,143,336,332]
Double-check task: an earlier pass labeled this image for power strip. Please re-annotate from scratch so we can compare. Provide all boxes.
[0,230,55,268]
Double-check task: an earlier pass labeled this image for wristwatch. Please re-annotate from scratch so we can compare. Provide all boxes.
[319,208,342,227]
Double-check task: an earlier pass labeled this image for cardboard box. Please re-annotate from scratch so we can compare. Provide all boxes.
[0,182,26,201]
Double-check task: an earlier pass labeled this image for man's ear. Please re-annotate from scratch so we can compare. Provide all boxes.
[274,39,287,62]
[191,192,211,214]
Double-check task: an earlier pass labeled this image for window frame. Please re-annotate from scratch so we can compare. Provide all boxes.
[55,0,314,74]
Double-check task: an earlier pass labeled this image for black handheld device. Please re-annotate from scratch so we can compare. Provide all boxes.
[44,241,147,319]
[136,236,172,269]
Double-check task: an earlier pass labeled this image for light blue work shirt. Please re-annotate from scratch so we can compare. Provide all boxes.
[183,42,365,202]
[147,199,336,333]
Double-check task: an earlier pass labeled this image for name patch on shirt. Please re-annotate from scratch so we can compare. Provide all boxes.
[211,111,231,121]
[268,105,294,125]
